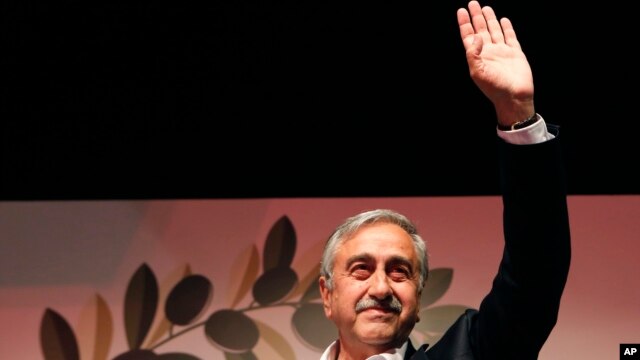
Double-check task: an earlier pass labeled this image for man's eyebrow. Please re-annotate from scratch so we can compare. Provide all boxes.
[344,253,374,269]
[343,254,414,270]
[386,255,414,271]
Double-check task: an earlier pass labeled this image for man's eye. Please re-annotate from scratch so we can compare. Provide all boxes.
[389,267,410,280]
[350,264,371,279]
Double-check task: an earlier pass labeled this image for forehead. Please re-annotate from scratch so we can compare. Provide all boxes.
[336,222,416,260]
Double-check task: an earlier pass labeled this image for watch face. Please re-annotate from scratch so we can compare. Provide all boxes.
[515,114,539,129]
[499,113,538,131]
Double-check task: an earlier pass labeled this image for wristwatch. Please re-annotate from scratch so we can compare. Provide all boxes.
[497,113,540,131]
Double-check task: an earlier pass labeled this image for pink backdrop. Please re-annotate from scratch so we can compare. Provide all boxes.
[1,195,638,359]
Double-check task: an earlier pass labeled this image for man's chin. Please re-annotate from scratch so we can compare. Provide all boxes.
[354,322,398,346]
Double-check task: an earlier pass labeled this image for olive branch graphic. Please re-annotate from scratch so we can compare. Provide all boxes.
[40,215,471,360]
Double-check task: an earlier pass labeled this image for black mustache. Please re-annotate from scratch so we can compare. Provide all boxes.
[355,297,402,313]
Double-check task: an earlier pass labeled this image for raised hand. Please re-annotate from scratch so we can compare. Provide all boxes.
[457,1,535,126]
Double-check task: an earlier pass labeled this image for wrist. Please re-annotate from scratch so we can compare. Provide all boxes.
[494,99,535,129]
[497,113,540,131]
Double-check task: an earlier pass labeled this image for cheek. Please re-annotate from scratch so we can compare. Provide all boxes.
[333,281,366,306]
[396,284,421,308]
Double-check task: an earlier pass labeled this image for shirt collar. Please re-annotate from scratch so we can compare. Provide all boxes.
[319,340,408,360]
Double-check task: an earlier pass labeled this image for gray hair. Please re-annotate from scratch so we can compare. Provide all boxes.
[320,209,429,292]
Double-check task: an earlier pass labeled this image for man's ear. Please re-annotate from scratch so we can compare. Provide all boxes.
[319,276,332,318]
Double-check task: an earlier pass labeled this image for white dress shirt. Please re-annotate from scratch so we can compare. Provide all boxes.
[319,340,408,360]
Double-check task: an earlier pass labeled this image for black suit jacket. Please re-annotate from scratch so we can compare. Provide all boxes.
[406,126,571,360]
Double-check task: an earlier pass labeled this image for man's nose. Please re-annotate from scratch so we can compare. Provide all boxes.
[368,269,392,299]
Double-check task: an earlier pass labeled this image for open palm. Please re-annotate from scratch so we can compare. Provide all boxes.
[458,1,533,108]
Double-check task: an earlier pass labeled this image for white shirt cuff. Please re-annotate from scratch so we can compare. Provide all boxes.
[496,115,555,145]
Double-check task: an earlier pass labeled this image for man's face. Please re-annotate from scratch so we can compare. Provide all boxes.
[319,222,421,352]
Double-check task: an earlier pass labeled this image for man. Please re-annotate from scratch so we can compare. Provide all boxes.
[318,1,571,359]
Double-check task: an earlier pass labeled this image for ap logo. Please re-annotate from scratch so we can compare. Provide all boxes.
[621,344,640,359]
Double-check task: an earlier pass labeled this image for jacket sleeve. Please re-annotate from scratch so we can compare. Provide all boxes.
[469,124,572,360]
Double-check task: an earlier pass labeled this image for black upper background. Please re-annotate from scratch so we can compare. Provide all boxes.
[2,1,637,200]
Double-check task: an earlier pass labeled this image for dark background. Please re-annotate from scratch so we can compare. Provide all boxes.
[2,1,637,200]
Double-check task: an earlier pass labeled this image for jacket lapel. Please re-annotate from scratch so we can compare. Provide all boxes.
[404,340,430,360]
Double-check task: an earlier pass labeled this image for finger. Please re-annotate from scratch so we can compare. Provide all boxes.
[468,1,492,45]
[481,6,504,44]
[500,17,521,49]
[457,8,475,50]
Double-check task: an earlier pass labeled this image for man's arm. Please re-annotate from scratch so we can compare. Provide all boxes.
[458,2,571,358]
[423,134,570,360]
[473,132,571,359]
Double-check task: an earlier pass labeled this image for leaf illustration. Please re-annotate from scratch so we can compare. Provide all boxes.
[157,353,202,360]
[165,274,213,325]
[78,294,113,360]
[414,304,471,334]
[263,216,296,271]
[112,349,157,360]
[254,319,296,360]
[292,237,326,268]
[420,268,453,308]
[144,264,192,348]
[289,238,325,297]
[205,310,259,353]
[124,263,159,350]
[227,244,259,308]
[291,303,337,351]
[252,266,298,305]
[287,262,320,301]
[224,351,257,360]
[40,308,80,360]
[299,273,321,303]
